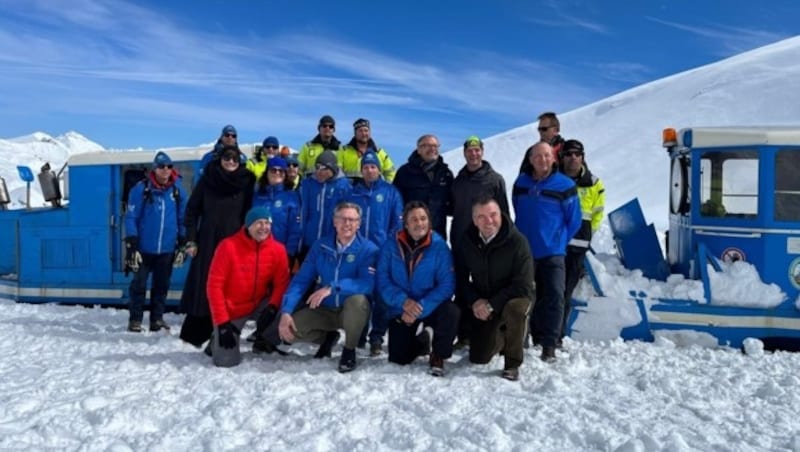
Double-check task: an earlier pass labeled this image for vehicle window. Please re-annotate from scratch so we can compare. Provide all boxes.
[775,150,800,221]
[699,150,758,218]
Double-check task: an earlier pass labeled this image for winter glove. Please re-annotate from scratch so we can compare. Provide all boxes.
[172,235,186,268]
[172,248,185,268]
[124,237,142,274]
[217,322,240,349]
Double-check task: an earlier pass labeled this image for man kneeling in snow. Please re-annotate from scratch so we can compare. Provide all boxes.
[206,207,290,367]
[455,197,535,381]
[258,202,379,373]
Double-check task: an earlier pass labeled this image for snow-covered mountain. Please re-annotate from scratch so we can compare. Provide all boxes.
[442,36,800,231]
[0,131,104,208]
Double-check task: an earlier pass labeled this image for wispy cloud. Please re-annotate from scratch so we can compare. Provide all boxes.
[524,0,608,34]
[646,17,790,56]
[0,0,614,152]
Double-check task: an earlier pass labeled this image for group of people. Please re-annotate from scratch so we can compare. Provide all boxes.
[122,112,605,381]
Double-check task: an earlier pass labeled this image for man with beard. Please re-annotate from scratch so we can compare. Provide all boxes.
[337,118,396,182]
[297,115,342,177]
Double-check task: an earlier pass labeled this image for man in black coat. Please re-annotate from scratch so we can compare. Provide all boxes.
[455,196,535,381]
[393,134,454,240]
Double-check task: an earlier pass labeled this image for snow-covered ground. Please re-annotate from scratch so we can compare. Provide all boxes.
[1,299,799,451]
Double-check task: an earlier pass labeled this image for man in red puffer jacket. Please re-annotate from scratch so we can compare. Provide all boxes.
[206,206,290,367]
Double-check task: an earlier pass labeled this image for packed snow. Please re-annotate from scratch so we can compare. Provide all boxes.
[2,35,800,452]
[1,299,800,451]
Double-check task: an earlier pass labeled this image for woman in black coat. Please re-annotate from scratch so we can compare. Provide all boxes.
[179,145,255,347]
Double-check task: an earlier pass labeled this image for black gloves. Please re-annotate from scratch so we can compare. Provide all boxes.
[217,322,240,349]
[124,237,142,275]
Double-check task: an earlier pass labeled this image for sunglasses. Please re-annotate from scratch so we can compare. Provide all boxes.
[221,154,239,162]
[319,124,335,130]
[156,164,173,169]
[264,145,279,150]
[315,163,331,171]
[268,167,286,173]
[287,163,299,168]
[562,151,584,157]
[537,126,554,132]
[224,133,237,138]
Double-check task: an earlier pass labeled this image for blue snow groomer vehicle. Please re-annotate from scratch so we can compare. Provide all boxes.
[0,148,208,306]
[573,127,800,350]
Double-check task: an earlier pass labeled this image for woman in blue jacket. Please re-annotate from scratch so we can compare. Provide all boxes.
[376,201,459,376]
[253,157,302,268]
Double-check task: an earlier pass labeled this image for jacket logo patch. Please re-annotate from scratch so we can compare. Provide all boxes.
[274,200,282,208]
[376,194,384,203]
[346,254,356,263]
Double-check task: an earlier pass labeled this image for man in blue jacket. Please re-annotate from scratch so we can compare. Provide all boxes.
[261,202,378,373]
[512,141,581,362]
[348,151,404,356]
[377,201,458,376]
[299,150,352,263]
[124,151,187,332]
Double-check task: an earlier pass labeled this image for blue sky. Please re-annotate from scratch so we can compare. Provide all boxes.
[0,0,795,163]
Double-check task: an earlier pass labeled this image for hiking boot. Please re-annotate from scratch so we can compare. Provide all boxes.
[149,320,170,332]
[314,331,341,359]
[338,347,357,373]
[429,353,444,377]
[541,345,556,363]
[127,321,143,333]
[245,331,257,343]
[369,342,383,357]
[501,367,520,381]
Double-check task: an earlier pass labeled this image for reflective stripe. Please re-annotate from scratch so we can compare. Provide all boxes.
[569,238,590,248]
[581,213,593,220]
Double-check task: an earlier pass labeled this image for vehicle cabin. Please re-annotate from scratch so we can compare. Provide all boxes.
[663,126,800,301]
[0,147,210,305]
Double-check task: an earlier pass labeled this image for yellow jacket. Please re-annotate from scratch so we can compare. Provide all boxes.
[337,145,396,182]
[568,166,605,250]
[297,136,342,176]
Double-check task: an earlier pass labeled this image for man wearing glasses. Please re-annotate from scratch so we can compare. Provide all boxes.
[338,118,396,182]
[258,202,378,373]
[246,136,281,180]
[393,134,454,240]
[519,112,566,173]
[557,139,605,346]
[123,151,187,333]
[297,115,342,177]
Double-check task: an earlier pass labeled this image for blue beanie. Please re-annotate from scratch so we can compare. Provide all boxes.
[221,124,237,136]
[267,157,288,170]
[285,154,299,166]
[361,151,380,169]
[262,136,279,148]
[153,151,173,168]
[245,206,272,227]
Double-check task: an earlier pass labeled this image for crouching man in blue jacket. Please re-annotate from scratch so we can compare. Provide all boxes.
[377,201,458,377]
[259,202,378,373]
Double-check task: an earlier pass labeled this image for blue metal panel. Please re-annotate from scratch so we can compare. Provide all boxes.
[608,199,670,280]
